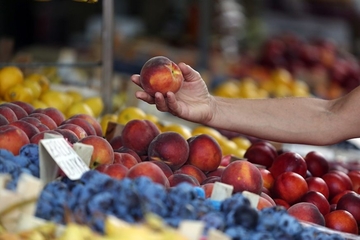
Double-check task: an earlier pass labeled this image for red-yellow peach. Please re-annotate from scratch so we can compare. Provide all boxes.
[0,125,30,155]
[139,56,184,96]
[78,135,114,168]
[221,160,263,194]
[272,171,308,205]
[269,151,307,179]
[174,164,207,184]
[325,210,358,235]
[288,202,325,226]
[148,131,189,170]
[69,113,103,137]
[187,134,222,172]
[121,119,160,156]
[126,161,169,187]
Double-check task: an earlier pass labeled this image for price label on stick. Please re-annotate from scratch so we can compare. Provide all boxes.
[39,137,91,183]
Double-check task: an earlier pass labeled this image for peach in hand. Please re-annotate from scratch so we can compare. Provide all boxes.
[139,56,184,96]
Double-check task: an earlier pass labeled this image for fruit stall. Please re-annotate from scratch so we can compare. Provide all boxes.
[1,0,360,239]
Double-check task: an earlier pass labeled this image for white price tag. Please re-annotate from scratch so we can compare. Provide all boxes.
[210,182,234,201]
[242,191,260,209]
[178,220,204,240]
[39,138,90,183]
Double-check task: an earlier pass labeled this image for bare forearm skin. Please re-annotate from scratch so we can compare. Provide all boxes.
[206,95,357,146]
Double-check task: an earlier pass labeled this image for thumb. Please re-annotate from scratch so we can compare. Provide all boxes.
[178,62,202,83]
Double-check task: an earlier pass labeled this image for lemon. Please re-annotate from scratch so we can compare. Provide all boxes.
[162,123,192,139]
[31,99,48,109]
[82,96,104,118]
[231,136,252,150]
[191,125,223,142]
[117,106,146,125]
[25,73,50,94]
[100,113,118,135]
[3,84,34,103]
[23,80,42,99]
[66,90,83,103]
[0,66,24,97]
[40,90,72,114]
[65,102,94,119]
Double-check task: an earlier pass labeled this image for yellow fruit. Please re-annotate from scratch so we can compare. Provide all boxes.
[231,136,252,150]
[191,125,223,142]
[25,73,50,94]
[23,80,42,99]
[65,102,94,119]
[31,99,48,109]
[66,90,83,103]
[82,96,104,118]
[117,106,146,125]
[212,80,240,98]
[271,68,293,87]
[40,90,72,114]
[3,84,34,103]
[100,113,118,136]
[162,123,192,140]
[0,66,24,97]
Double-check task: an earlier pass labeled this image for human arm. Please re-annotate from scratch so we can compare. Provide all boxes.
[131,62,360,145]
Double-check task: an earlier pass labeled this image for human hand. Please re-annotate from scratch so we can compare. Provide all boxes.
[131,62,214,124]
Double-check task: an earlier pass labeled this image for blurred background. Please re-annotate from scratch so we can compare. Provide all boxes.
[1,0,360,112]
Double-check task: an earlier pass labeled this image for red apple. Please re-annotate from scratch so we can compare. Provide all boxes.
[0,125,30,155]
[78,135,114,168]
[139,56,184,96]
[95,163,128,180]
